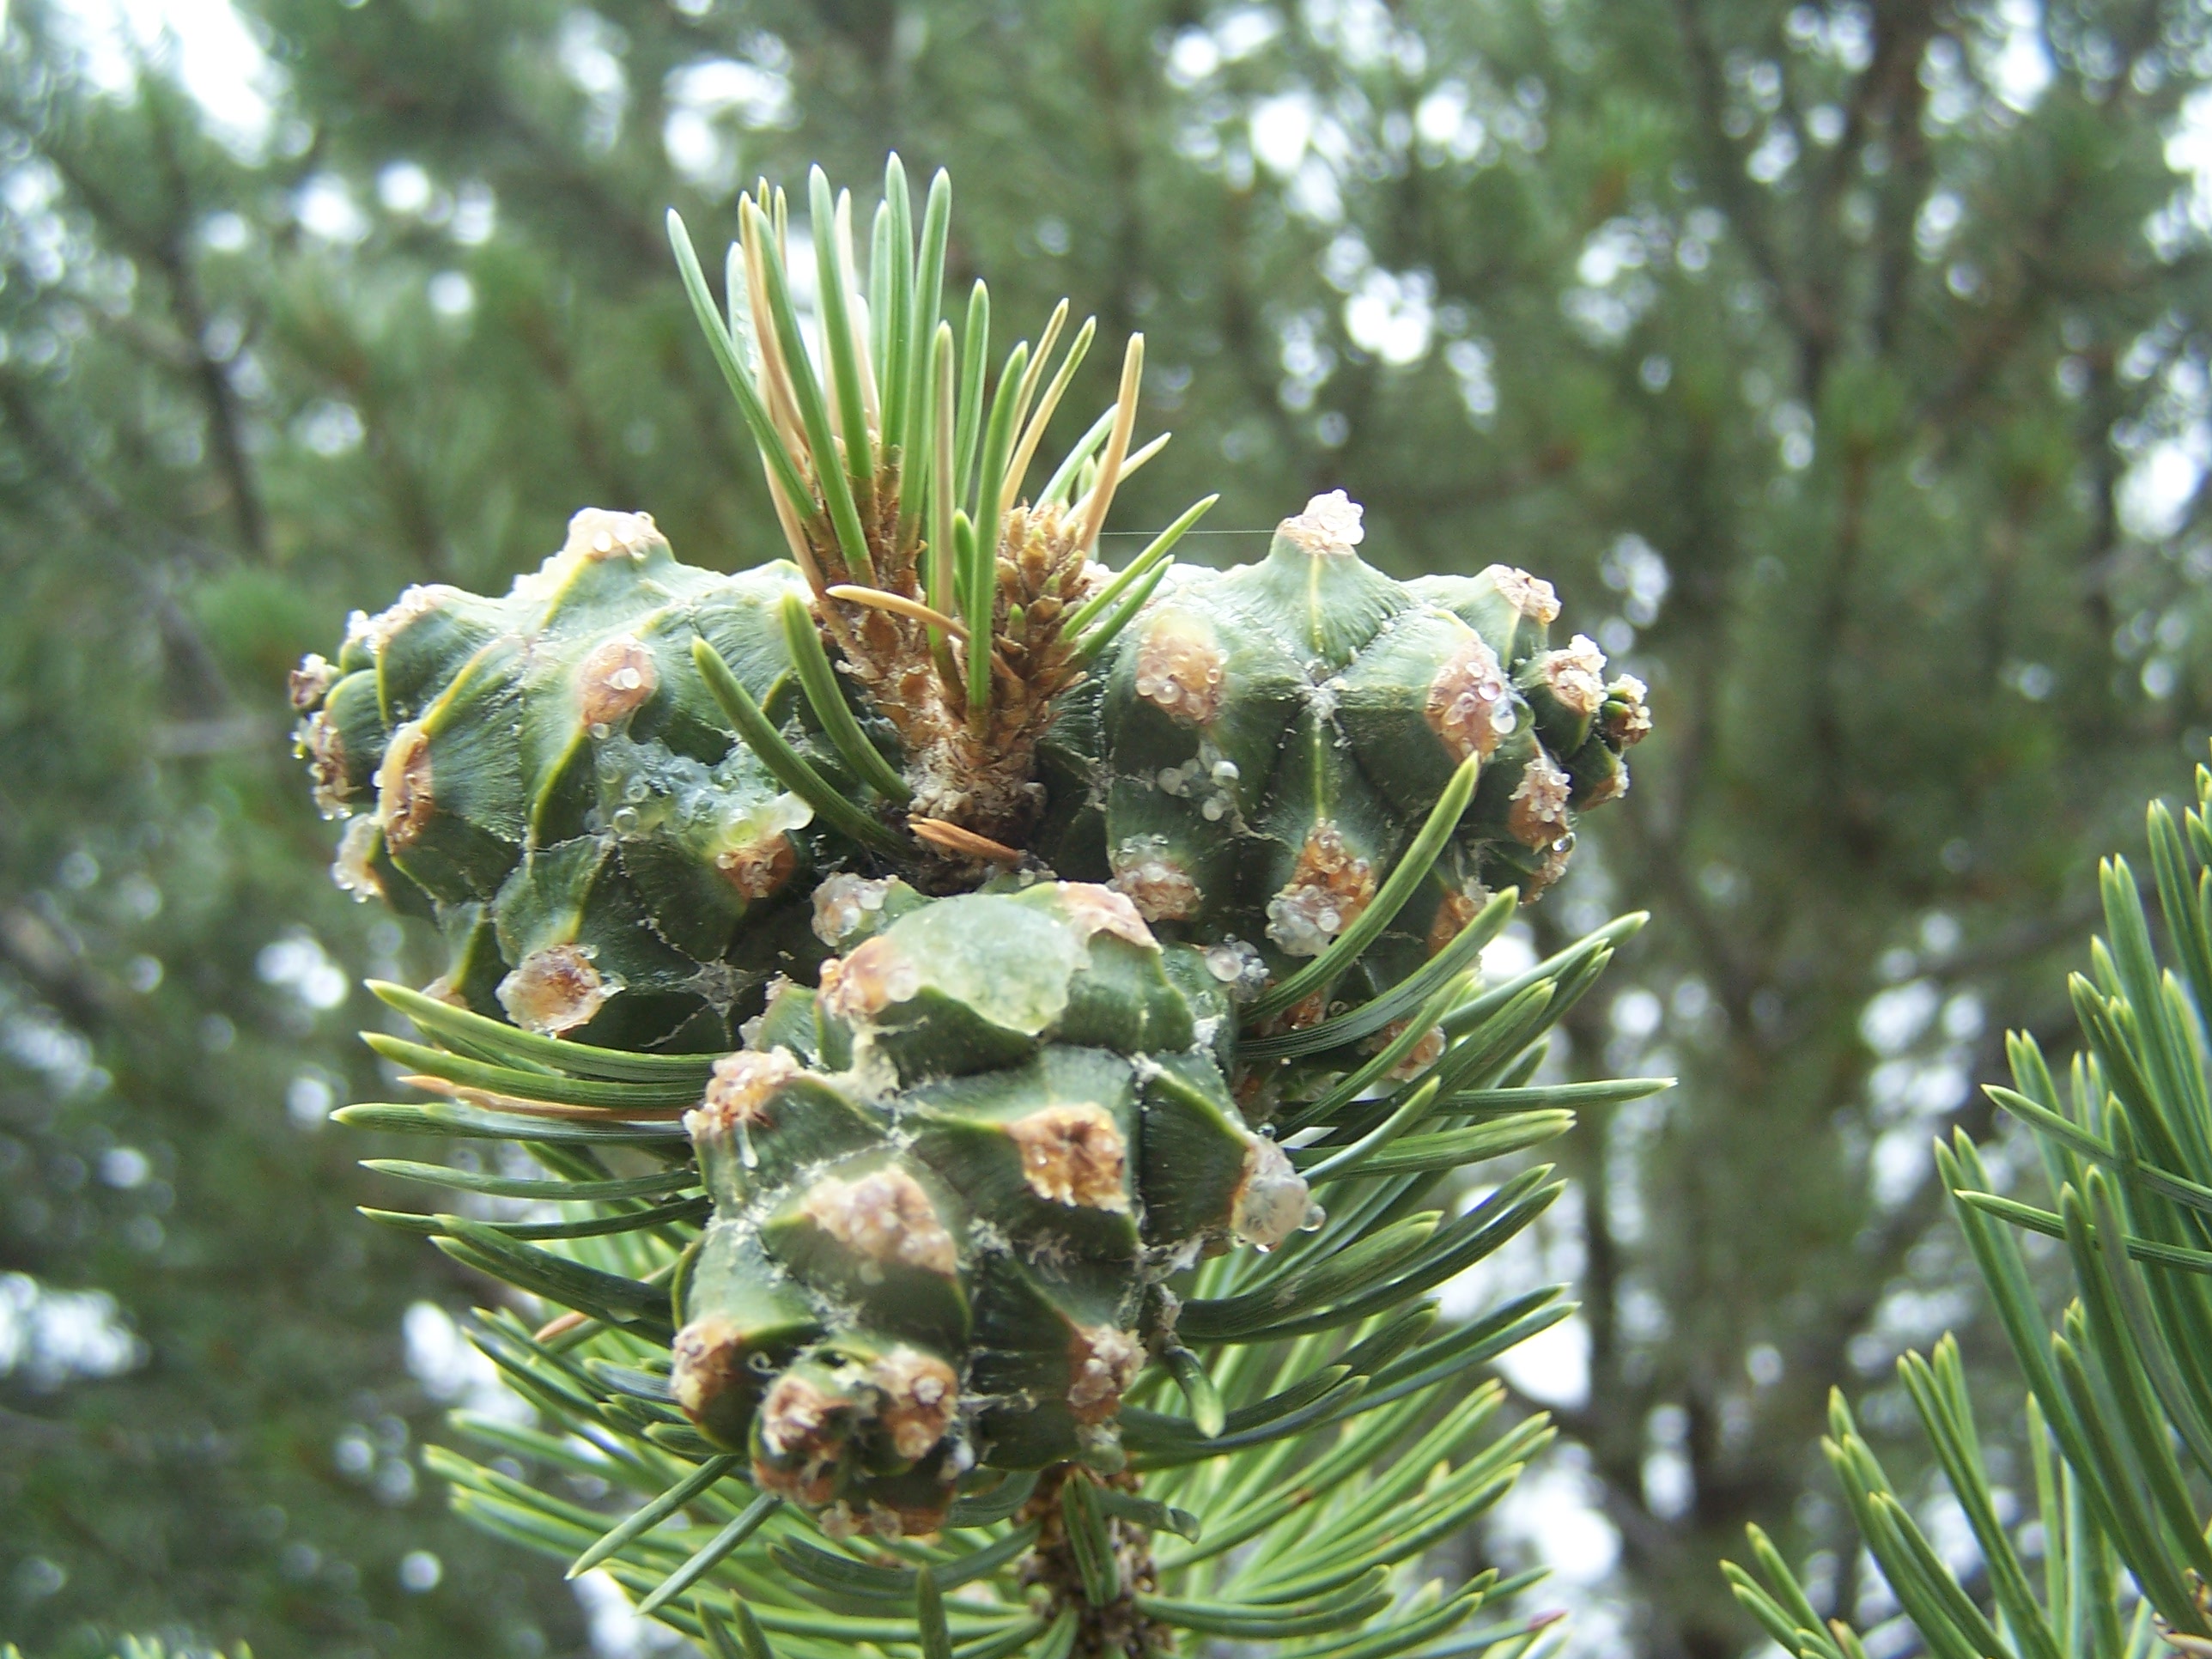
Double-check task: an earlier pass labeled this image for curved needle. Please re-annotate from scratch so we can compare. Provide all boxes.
[910,818,1024,864]
[824,585,1024,686]
[827,584,969,639]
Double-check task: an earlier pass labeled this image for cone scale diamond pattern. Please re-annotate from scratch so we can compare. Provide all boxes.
[665,881,1308,1535]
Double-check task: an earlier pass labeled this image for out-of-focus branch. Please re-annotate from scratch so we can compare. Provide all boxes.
[0,374,234,713]
[27,76,272,564]
[140,83,268,561]
[1668,0,1832,387]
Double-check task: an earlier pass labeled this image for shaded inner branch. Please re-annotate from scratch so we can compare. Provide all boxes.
[1018,1467,1171,1659]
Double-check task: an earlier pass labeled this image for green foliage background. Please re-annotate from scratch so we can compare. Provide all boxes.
[3,1,2210,1656]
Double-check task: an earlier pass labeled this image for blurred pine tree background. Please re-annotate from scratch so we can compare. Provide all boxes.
[3,1,2211,1655]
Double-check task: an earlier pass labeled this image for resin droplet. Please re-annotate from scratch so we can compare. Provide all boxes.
[1279,489,1365,556]
[1232,1135,1320,1249]
[576,635,659,727]
[1108,836,1202,923]
[1265,822,1376,957]
[495,943,616,1035]
[1506,755,1573,850]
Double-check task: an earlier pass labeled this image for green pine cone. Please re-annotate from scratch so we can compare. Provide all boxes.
[297,158,1663,1655]
[291,509,853,1050]
[1039,492,1647,1006]
[668,878,1313,1534]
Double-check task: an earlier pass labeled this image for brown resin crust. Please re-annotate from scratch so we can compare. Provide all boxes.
[817,935,921,1023]
[1108,837,1203,923]
[1426,880,1488,956]
[1425,631,1514,762]
[1065,1324,1144,1422]
[670,1316,750,1431]
[1055,883,1158,948]
[576,635,659,728]
[374,723,435,851]
[304,710,353,814]
[691,1048,803,1137]
[290,653,337,711]
[1131,611,1228,726]
[871,1347,959,1462]
[753,1372,852,1505]
[1379,1018,1449,1080]
[1602,673,1653,746]
[799,1168,959,1277]
[714,831,798,901]
[1535,635,1607,719]
[1506,754,1573,851]
[495,943,613,1035]
[1007,1105,1132,1212]
[1485,563,1562,626]
[1266,822,1378,957]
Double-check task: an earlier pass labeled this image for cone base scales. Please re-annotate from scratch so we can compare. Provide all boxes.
[671,879,1311,1537]
[300,155,1660,1656]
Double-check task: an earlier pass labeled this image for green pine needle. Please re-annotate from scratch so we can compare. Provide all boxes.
[878,157,914,463]
[690,638,907,855]
[1066,494,1206,637]
[358,1160,693,1204]
[807,171,874,514]
[729,1602,777,1659]
[1059,1477,1121,1607]
[1246,755,1481,1022]
[1037,406,1117,507]
[927,323,961,688]
[1730,762,2212,1656]
[899,167,952,550]
[998,314,1095,529]
[360,1030,700,1109]
[777,592,912,802]
[954,281,990,507]
[569,1456,744,1580]
[360,1194,708,1242]
[1068,557,1170,666]
[666,210,812,518]
[635,1492,781,1617]
[915,1569,952,1659]
[1242,887,1516,1061]
[367,978,711,1081]
[742,196,875,585]
[1163,1346,1225,1437]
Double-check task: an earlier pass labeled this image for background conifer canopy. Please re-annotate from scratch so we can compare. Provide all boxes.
[3,2,2211,1656]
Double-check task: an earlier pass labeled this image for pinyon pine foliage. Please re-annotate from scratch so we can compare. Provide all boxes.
[294,156,1666,1656]
[1728,757,2212,1659]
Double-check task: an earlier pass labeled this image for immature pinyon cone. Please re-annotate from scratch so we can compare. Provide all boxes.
[291,508,845,1051]
[1038,491,1646,998]
[302,154,1661,1658]
[666,880,1316,1535]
